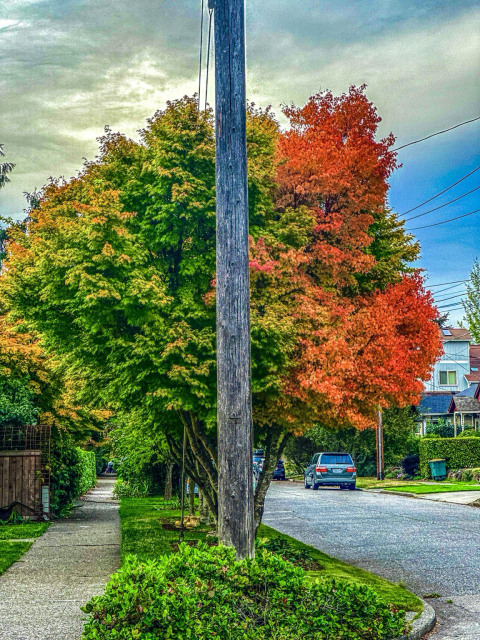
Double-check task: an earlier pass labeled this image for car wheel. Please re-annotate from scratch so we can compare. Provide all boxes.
[304,476,311,489]
[312,481,319,490]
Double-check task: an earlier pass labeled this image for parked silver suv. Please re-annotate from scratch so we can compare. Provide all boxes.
[304,452,356,490]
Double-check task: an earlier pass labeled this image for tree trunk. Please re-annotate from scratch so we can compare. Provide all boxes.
[215,0,254,561]
[188,477,195,515]
[198,489,210,525]
[253,429,291,535]
[164,462,173,500]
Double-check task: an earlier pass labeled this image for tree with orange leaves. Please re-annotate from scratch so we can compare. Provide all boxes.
[0,91,441,530]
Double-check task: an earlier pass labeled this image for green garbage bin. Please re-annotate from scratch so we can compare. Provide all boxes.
[429,459,446,481]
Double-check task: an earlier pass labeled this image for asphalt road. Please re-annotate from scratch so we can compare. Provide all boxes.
[263,482,480,640]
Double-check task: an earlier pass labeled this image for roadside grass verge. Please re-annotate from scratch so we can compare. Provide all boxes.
[120,496,423,613]
[356,477,425,490]
[0,541,33,576]
[386,483,480,494]
[0,522,50,541]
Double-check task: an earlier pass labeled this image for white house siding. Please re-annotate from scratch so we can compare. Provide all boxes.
[424,339,471,392]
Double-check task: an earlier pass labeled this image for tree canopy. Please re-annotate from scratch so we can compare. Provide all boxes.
[0,89,442,526]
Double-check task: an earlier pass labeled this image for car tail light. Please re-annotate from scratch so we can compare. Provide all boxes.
[316,466,327,472]
[346,467,356,473]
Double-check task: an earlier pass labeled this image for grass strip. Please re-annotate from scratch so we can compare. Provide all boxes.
[120,496,423,613]
[0,541,33,576]
[0,522,50,541]
[386,483,480,494]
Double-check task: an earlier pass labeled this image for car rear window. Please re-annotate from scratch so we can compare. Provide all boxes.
[320,454,352,465]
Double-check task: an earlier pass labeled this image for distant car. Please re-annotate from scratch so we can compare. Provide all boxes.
[272,460,285,481]
[304,452,356,490]
[253,455,264,472]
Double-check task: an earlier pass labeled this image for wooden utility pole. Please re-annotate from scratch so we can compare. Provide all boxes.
[214,0,254,559]
[376,407,385,480]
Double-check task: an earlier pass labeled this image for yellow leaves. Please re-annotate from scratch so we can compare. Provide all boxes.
[101,242,115,257]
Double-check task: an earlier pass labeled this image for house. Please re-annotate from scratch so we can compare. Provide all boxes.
[416,392,454,436]
[448,386,480,435]
[423,328,473,393]
[465,344,480,387]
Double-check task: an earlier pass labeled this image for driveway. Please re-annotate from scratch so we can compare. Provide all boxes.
[263,482,480,640]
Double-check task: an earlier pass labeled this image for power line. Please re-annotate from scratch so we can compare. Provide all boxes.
[437,300,466,309]
[432,282,467,296]
[393,116,480,152]
[427,279,470,288]
[404,186,480,222]
[204,7,214,108]
[198,0,205,110]
[406,207,480,231]
[401,166,480,216]
[434,292,467,303]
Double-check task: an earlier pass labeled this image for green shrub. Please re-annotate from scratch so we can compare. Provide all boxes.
[419,438,480,477]
[81,543,405,640]
[456,429,480,438]
[50,442,97,514]
[113,479,151,499]
[77,449,97,496]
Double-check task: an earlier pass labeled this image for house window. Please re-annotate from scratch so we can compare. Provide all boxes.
[439,370,457,385]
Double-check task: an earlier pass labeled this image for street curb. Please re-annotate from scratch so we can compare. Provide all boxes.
[395,600,436,640]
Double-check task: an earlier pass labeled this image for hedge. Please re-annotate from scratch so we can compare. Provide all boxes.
[419,438,480,477]
[50,443,97,514]
[77,449,97,497]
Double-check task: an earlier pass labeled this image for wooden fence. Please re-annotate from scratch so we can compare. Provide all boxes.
[0,450,43,516]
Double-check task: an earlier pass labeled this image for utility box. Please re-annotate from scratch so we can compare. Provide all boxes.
[429,459,447,481]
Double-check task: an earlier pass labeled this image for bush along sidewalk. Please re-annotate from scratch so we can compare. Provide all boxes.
[81,542,407,640]
[419,438,480,477]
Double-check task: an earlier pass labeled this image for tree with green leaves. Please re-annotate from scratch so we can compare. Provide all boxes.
[464,259,480,342]
[0,91,440,532]
[0,144,15,190]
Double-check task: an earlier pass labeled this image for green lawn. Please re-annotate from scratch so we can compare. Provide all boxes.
[120,496,423,613]
[0,541,33,576]
[0,521,50,541]
[386,483,480,494]
[356,477,425,490]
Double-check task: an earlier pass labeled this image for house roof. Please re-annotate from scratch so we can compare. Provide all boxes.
[419,393,454,415]
[456,385,477,397]
[438,327,472,342]
[449,395,480,413]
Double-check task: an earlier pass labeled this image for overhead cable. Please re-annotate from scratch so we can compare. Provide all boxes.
[393,116,480,151]
[406,208,480,231]
[431,282,467,295]
[404,186,480,222]
[205,7,214,108]
[434,292,467,303]
[401,166,480,216]
[427,279,469,288]
[198,0,205,110]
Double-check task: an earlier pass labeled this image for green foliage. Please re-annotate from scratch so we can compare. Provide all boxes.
[0,377,39,427]
[255,536,316,569]
[110,420,175,497]
[49,438,97,514]
[425,418,454,438]
[456,429,480,438]
[285,407,419,476]
[77,449,97,496]
[464,259,480,342]
[113,479,151,499]
[419,438,480,477]
[81,543,406,640]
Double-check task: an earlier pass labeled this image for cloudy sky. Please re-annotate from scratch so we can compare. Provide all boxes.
[1,0,479,322]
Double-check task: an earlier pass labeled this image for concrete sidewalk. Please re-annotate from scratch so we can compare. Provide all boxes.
[373,488,480,505]
[0,477,120,640]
